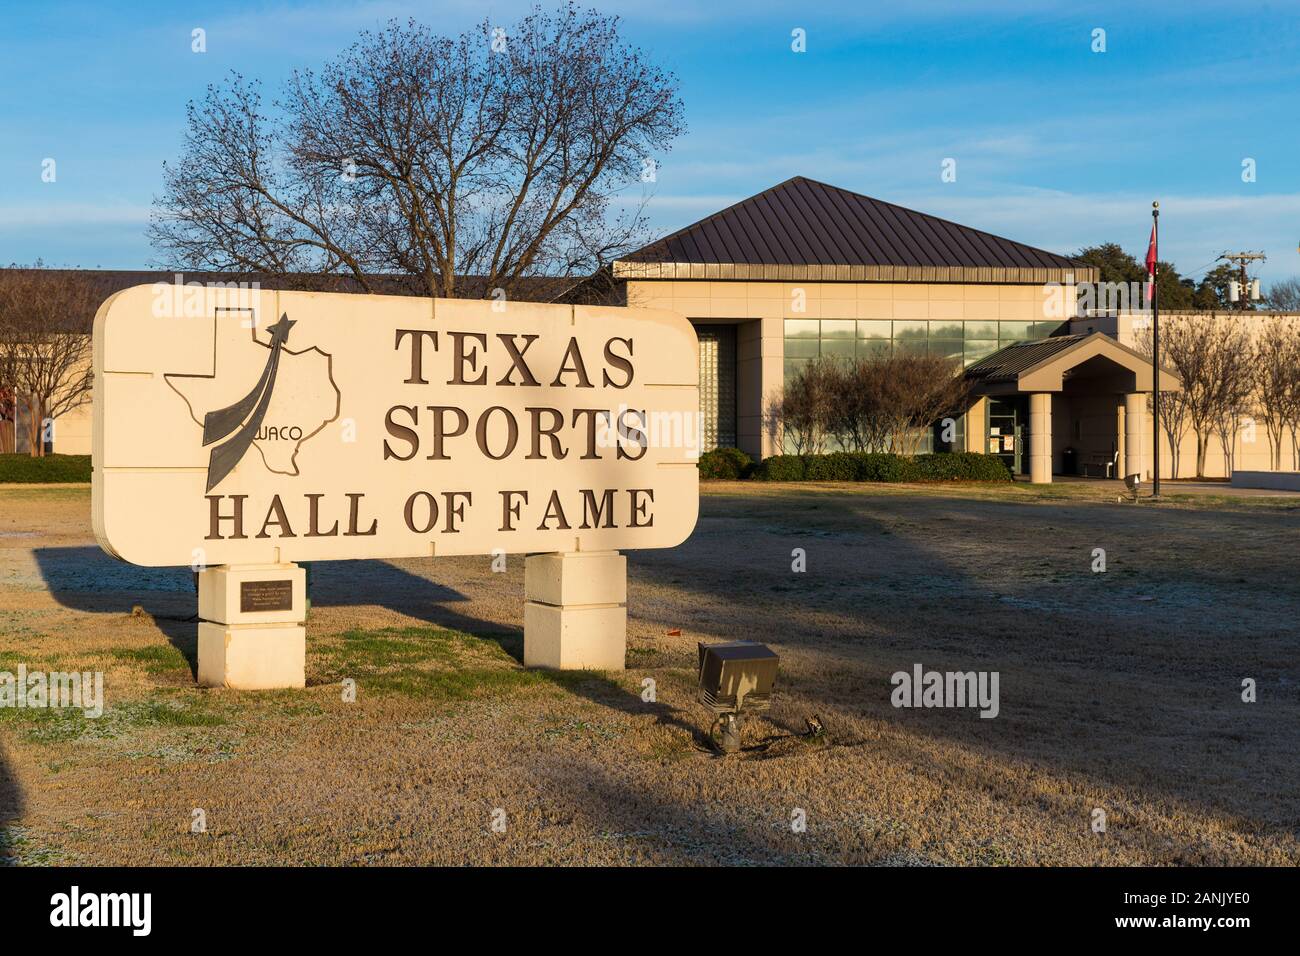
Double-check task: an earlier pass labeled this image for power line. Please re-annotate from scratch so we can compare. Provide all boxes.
[1218,251,1267,310]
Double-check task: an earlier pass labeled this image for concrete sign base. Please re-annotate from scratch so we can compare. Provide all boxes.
[524,551,627,670]
[197,564,307,689]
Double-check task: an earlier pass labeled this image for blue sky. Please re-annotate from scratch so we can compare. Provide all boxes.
[2,0,1298,283]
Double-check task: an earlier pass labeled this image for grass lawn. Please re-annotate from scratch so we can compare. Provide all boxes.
[0,482,1297,865]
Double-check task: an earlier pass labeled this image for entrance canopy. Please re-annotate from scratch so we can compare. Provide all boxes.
[964,332,1181,397]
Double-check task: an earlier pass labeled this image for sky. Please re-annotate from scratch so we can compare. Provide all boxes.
[1,0,1298,283]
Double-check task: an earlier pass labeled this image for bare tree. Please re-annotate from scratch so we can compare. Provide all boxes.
[1137,321,1193,478]
[772,357,837,454]
[0,269,97,456]
[1206,317,1254,477]
[0,371,15,454]
[149,6,685,299]
[1251,318,1300,470]
[772,351,969,457]
[1145,314,1252,478]
[823,358,886,452]
[1264,278,1300,312]
[874,352,969,456]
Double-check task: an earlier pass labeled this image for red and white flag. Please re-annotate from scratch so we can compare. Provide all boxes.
[1144,222,1158,305]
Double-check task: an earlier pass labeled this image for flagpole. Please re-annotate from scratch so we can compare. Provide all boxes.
[1151,201,1161,500]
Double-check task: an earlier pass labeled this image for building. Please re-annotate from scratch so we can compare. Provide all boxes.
[588,176,1168,482]
[8,177,1299,482]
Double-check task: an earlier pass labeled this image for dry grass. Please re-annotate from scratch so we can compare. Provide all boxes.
[1,482,1297,865]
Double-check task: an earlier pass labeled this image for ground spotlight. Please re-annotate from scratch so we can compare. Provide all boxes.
[697,641,779,754]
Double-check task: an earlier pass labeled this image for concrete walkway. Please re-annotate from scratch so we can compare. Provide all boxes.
[1048,474,1300,497]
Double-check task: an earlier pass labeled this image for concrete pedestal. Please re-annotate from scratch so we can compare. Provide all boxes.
[524,551,626,670]
[197,564,306,689]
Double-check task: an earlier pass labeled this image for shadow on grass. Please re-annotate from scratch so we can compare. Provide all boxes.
[311,624,705,742]
[0,739,24,867]
[32,546,511,678]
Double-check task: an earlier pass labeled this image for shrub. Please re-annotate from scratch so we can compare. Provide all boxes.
[752,455,806,481]
[804,452,861,481]
[913,452,1013,482]
[0,453,91,483]
[855,453,918,482]
[697,446,753,480]
[753,451,1009,483]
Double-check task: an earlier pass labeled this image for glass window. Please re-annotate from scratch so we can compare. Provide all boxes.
[965,320,998,341]
[998,321,1035,344]
[929,320,963,340]
[784,318,820,340]
[857,319,891,341]
[858,337,892,358]
[964,339,998,365]
[930,338,964,361]
[784,318,820,359]
[1033,320,1066,338]
[784,337,820,359]
[893,320,927,352]
[783,357,810,383]
[822,338,856,358]
[822,319,856,340]
[821,320,856,358]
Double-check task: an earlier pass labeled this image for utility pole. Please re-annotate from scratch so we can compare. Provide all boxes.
[1219,251,1267,310]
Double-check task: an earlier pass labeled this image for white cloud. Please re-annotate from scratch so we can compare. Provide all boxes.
[0,203,152,228]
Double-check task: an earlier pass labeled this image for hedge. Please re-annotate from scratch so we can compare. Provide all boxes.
[697,446,753,479]
[0,454,93,483]
[751,451,1011,483]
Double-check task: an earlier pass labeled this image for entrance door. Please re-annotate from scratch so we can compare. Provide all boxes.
[986,397,1025,475]
[696,324,737,451]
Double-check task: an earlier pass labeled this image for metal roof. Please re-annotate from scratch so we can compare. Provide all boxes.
[617,177,1093,283]
[964,335,1095,383]
[964,332,1181,395]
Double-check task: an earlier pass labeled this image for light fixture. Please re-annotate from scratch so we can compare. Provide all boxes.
[697,641,779,754]
[1124,472,1141,501]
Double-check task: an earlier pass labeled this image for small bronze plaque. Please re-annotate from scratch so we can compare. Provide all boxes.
[240,579,294,613]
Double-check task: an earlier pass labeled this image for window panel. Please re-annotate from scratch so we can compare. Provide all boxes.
[857,319,892,341]
[930,338,964,361]
[783,357,810,383]
[929,320,963,340]
[964,339,998,364]
[893,320,927,350]
[998,321,1035,344]
[784,319,820,340]
[784,338,820,359]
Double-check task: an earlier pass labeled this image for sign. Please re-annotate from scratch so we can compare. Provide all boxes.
[239,580,295,613]
[93,287,700,566]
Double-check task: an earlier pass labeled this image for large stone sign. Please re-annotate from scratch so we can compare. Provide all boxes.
[93,285,700,687]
